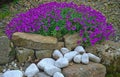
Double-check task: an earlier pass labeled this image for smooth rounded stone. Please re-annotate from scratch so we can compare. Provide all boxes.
[25,63,39,77]
[64,51,78,62]
[55,57,69,68]
[53,72,64,77]
[44,65,61,76]
[74,46,85,54]
[87,53,101,63]
[3,70,23,77]
[60,47,70,55]
[81,53,89,64]
[73,54,82,63]
[0,73,3,77]
[37,58,55,70]
[52,50,63,60]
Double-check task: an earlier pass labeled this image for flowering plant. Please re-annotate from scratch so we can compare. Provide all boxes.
[5,2,115,46]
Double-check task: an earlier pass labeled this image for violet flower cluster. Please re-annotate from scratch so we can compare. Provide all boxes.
[5,2,115,46]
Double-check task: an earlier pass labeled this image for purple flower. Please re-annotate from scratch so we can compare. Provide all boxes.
[5,1,115,47]
[83,38,87,41]
[55,26,60,31]
[71,26,76,30]
[77,40,81,45]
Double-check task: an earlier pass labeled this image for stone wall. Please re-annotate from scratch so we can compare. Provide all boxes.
[0,32,120,77]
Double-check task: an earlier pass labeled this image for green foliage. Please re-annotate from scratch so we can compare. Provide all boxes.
[106,72,120,77]
[0,5,10,19]
[0,0,19,20]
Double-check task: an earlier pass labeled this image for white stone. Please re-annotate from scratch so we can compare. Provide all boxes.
[73,54,82,63]
[37,58,55,70]
[87,53,101,63]
[53,50,63,59]
[25,63,39,77]
[0,73,3,77]
[64,51,78,62]
[81,53,89,64]
[3,70,23,77]
[55,57,69,68]
[74,46,85,53]
[53,72,64,77]
[60,47,70,54]
[44,65,61,76]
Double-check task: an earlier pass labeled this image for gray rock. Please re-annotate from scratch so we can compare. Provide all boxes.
[25,63,39,77]
[73,54,82,63]
[55,58,69,68]
[3,70,23,77]
[0,73,3,77]
[35,72,51,77]
[37,58,55,70]
[52,50,63,60]
[44,65,61,76]
[12,32,57,50]
[53,72,64,77]
[0,36,11,64]
[74,46,85,54]
[16,47,34,63]
[87,53,101,63]
[63,62,106,77]
[64,51,78,62]
[60,47,70,55]
[81,53,89,64]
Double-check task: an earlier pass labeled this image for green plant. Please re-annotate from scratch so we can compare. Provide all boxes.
[5,2,115,47]
[0,4,11,19]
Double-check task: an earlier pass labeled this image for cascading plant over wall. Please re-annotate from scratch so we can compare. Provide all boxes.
[5,1,115,47]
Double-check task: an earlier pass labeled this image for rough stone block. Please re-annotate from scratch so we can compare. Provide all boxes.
[64,33,82,50]
[63,62,106,77]
[35,50,53,59]
[12,32,57,50]
[16,47,34,63]
[0,36,11,64]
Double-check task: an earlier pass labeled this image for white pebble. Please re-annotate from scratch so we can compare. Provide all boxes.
[87,53,101,63]
[53,72,64,77]
[60,47,70,54]
[53,50,63,59]
[37,58,55,70]
[3,70,23,77]
[44,65,61,76]
[64,51,78,62]
[74,46,85,54]
[73,54,82,63]
[25,63,39,77]
[81,53,89,64]
[55,57,69,68]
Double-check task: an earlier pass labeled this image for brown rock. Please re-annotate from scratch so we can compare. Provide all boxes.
[35,50,53,59]
[56,42,64,49]
[12,32,57,50]
[63,62,106,77]
[16,47,34,63]
[64,33,82,50]
[85,40,120,73]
